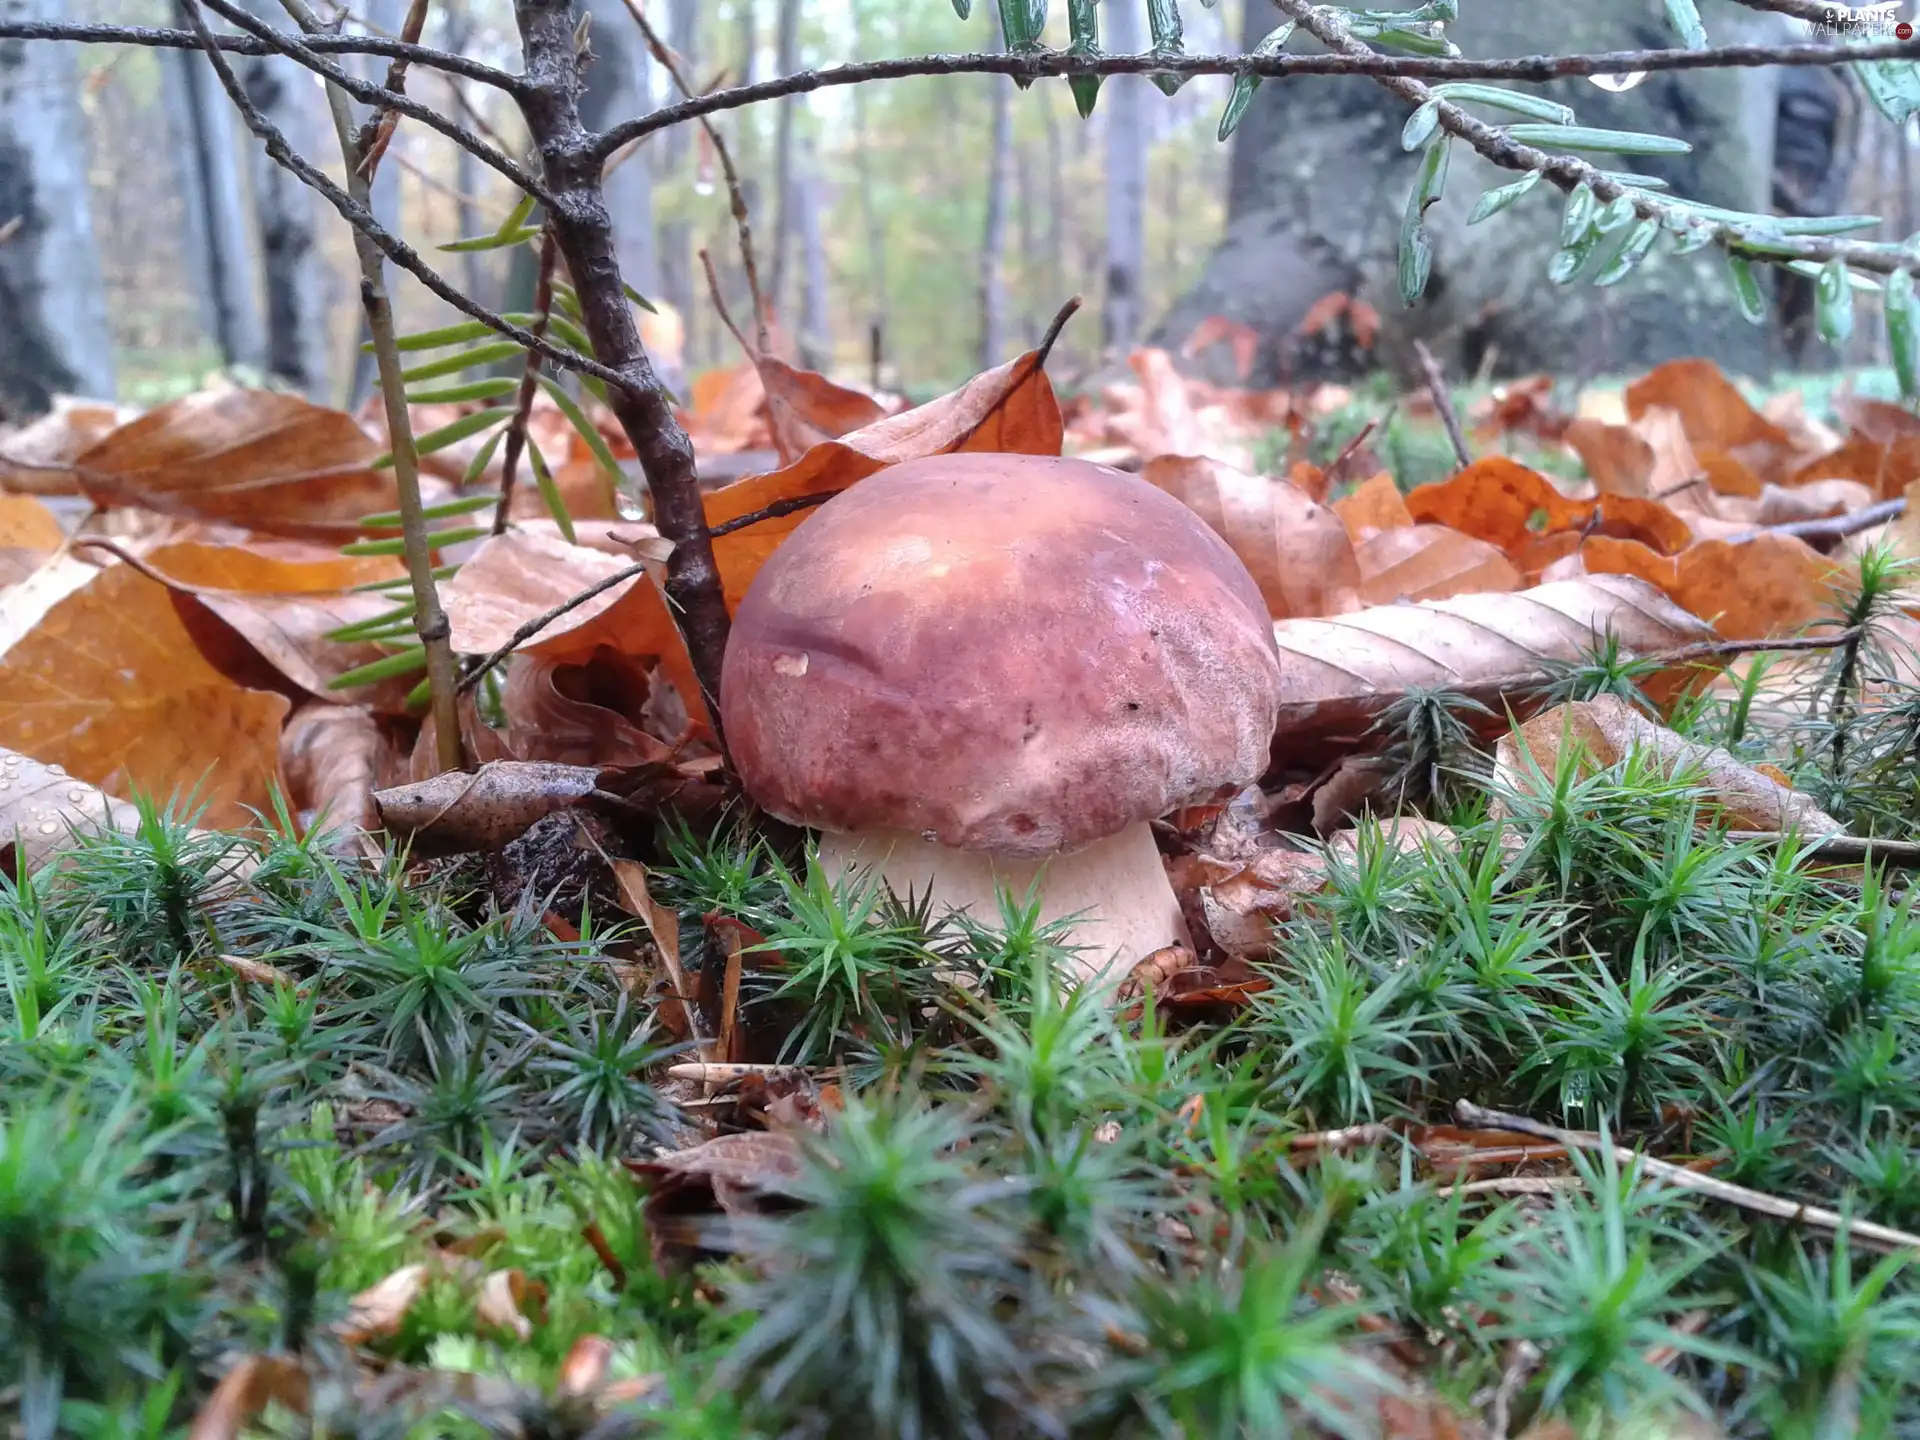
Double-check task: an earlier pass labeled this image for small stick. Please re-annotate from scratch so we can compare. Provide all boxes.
[621,0,769,353]
[1724,831,1920,869]
[1435,1175,1582,1199]
[666,1061,821,1082]
[491,228,560,535]
[709,491,836,537]
[353,0,430,178]
[1730,495,1907,547]
[456,557,651,695]
[1287,1122,1399,1152]
[1413,339,1473,469]
[1455,1100,1920,1253]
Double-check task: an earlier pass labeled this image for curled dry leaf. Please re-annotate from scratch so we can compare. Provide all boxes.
[1198,849,1331,959]
[1143,455,1361,618]
[281,702,384,835]
[503,650,679,767]
[1494,694,1842,836]
[1624,358,1794,482]
[0,556,288,830]
[633,1129,807,1268]
[440,528,705,730]
[141,532,403,592]
[475,1268,542,1342]
[1788,430,1920,502]
[0,745,142,875]
[188,1353,310,1440]
[1181,315,1262,380]
[74,389,402,539]
[702,344,1063,608]
[681,361,773,457]
[216,953,299,987]
[338,1262,430,1345]
[1406,456,1693,556]
[408,695,518,783]
[0,396,138,495]
[372,759,606,856]
[1266,575,1715,767]
[756,354,891,464]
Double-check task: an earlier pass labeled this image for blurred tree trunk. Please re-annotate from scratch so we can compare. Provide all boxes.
[1165,0,1796,384]
[1043,88,1068,358]
[1103,0,1147,357]
[0,0,115,414]
[769,0,800,327]
[239,0,331,400]
[852,0,888,381]
[656,0,699,358]
[980,12,1013,367]
[796,136,831,369]
[443,0,487,307]
[163,0,266,374]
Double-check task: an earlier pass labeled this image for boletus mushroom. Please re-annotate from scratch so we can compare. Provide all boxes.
[719,452,1283,985]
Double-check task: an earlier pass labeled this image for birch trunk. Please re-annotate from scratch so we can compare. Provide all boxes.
[1102,0,1147,357]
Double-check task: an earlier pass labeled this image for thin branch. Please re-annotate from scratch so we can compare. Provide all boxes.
[699,247,754,357]
[1412,339,1472,470]
[1454,1100,1920,1253]
[254,0,465,774]
[354,0,433,179]
[456,560,651,695]
[492,229,560,536]
[618,0,768,353]
[1724,831,1920,868]
[1734,495,1909,546]
[514,0,731,754]
[0,18,525,89]
[709,491,836,538]
[594,36,1920,158]
[194,0,550,209]
[1277,1,1920,276]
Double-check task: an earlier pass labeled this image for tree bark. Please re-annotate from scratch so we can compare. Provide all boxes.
[0,0,116,415]
[238,0,331,399]
[980,9,1013,368]
[1168,0,1795,384]
[768,0,800,325]
[163,0,266,372]
[1102,0,1147,357]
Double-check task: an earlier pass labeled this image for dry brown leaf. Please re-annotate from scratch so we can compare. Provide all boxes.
[476,1269,541,1342]
[440,528,704,731]
[372,759,605,855]
[756,355,890,464]
[188,1354,310,1440]
[1405,456,1590,549]
[339,1263,429,1345]
[216,953,298,987]
[1495,695,1842,835]
[1333,471,1414,542]
[1762,388,1843,457]
[1790,431,1920,501]
[408,696,518,783]
[1266,575,1715,766]
[1753,478,1875,526]
[1181,315,1261,380]
[503,650,676,767]
[1143,455,1361,618]
[1563,417,1657,497]
[1199,848,1331,959]
[281,702,384,834]
[0,557,288,829]
[702,345,1062,608]
[74,390,401,539]
[141,532,403,592]
[682,362,772,456]
[0,493,66,552]
[1356,525,1522,605]
[0,397,139,495]
[1895,478,1920,560]
[0,744,144,875]
[1625,359,1793,481]
[610,857,695,1036]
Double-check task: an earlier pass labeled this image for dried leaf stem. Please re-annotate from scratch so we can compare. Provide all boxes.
[1454,1100,1920,1252]
[492,228,560,536]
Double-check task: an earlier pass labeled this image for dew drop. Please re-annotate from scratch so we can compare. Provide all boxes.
[38,820,58,835]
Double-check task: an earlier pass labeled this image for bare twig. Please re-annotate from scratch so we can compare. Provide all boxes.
[1276,0,1920,277]
[492,229,560,536]
[1454,1100,1920,1253]
[1413,339,1472,470]
[236,0,464,773]
[195,0,549,205]
[0,17,525,89]
[620,0,768,352]
[1724,831,1920,868]
[699,246,754,358]
[456,559,650,695]
[596,36,1920,157]
[1735,495,1909,546]
[1435,1175,1583,1199]
[708,492,836,538]
[353,0,432,178]
[515,0,731,755]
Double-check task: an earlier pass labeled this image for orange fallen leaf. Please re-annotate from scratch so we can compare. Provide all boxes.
[1180,314,1261,380]
[476,1268,541,1342]
[338,1262,429,1345]
[1405,456,1589,549]
[188,1354,310,1440]
[681,362,772,456]
[1143,455,1361,619]
[141,532,403,592]
[1334,471,1413,542]
[1624,359,1793,483]
[503,650,680,767]
[1582,533,1841,641]
[702,345,1062,608]
[756,355,889,465]
[1355,525,1521,605]
[75,389,401,540]
[1790,432,1920,501]
[1563,417,1656,497]
[0,557,288,829]
[0,494,65,551]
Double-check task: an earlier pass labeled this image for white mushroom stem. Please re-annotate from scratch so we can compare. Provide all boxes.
[814,821,1191,990]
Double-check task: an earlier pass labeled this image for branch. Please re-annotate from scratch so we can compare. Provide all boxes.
[492,229,560,536]
[353,0,432,178]
[456,560,650,695]
[194,0,551,209]
[0,18,525,90]
[1733,495,1909,546]
[514,0,732,756]
[189,0,464,772]
[594,35,1920,158]
[620,0,769,353]
[1278,1,1920,277]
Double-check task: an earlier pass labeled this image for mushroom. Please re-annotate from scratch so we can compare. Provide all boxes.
[719,452,1283,986]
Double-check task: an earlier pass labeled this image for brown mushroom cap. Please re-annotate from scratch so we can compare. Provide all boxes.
[720,453,1283,860]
